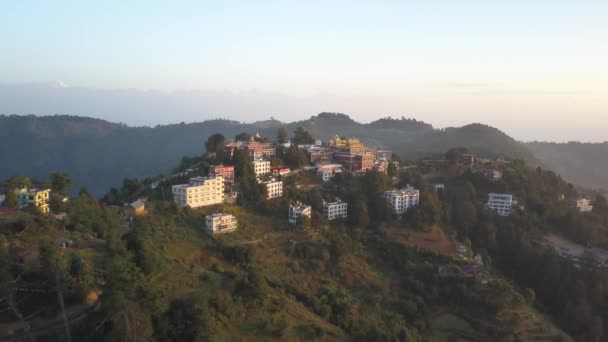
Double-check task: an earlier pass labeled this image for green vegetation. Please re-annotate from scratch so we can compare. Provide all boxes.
[3,138,607,341]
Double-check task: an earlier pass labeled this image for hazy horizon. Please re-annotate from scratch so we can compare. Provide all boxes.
[2,1,607,142]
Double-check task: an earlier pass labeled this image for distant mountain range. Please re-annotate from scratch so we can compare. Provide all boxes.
[0,113,605,195]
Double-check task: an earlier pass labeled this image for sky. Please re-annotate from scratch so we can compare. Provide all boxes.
[1,1,607,142]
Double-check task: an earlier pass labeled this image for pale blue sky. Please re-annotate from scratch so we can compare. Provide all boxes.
[1,1,607,141]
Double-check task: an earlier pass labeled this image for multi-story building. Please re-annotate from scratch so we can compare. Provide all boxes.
[317,164,343,181]
[15,188,51,213]
[209,164,235,183]
[262,180,283,199]
[384,186,420,215]
[172,176,225,208]
[487,193,513,216]
[246,141,276,159]
[289,203,312,225]
[323,199,348,220]
[332,152,373,172]
[306,146,334,164]
[373,149,393,161]
[205,213,238,234]
[569,197,593,213]
[481,169,503,181]
[253,159,271,177]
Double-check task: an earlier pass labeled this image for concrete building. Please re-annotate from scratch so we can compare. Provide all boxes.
[262,179,283,199]
[15,188,51,213]
[569,197,593,213]
[487,193,513,216]
[323,199,348,220]
[432,183,445,191]
[172,176,225,208]
[317,164,343,181]
[205,213,238,234]
[209,164,235,183]
[332,152,374,172]
[253,159,271,177]
[384,186,420,215]
[306,146,334,164]
[289,203,312,225]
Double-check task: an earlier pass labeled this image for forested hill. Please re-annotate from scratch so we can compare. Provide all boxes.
[525,141,608,191]
[0,113,602,195]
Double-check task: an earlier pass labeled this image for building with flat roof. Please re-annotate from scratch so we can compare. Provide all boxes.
[262,179,283,199]
[332,152,373,172]
[323,199,348,220]
[487,193,513,216]
[253,159,271,178]
[15,188,51,213]
[317,164,343,181]
[569,197,593,213]
[205,213,238,234]
[209,164,235,183]
[384,186,420,215]
[172,176,224,208]
[289,203,312,225]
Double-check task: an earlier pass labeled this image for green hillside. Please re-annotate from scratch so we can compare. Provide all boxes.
[0,113,548,196]
[4,148,604,340]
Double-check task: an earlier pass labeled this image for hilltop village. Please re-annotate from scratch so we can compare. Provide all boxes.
[1,127,608,341]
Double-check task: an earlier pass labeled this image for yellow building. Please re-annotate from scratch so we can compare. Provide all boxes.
[15,188,51,213]
[329,135,367,154]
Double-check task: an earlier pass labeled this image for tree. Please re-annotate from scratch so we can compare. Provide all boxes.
[283,145,308,168]
[205,133,226,158]
[292,127,315,145]
[235,132,251,142]
[2,189,19,208]
[277,127,288,144]
[445,147,469,162]
[50,172,73,195]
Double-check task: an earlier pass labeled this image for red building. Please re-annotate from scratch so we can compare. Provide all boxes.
[209,164,235,182]
[271,167,291,177]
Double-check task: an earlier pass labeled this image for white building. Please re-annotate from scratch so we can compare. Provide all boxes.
[289,203,312,225]
[487,193,513,216]
[317,164,343,182]
[569,197,593,213]
[262,179,283,199]
[253,159,271,177]
[205,213,238,234]
[172,175,225,208]
[384,186,420,215]
[432,183,445,191]
[323,199,348,220]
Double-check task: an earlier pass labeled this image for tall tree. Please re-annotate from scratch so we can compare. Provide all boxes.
[292,127,315,145]
[235,132,251,142]
[277,127,288,144]
[50,172,73,195]
[283,145,308,168]
[2,189,19,208]
[205,133,226,158]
